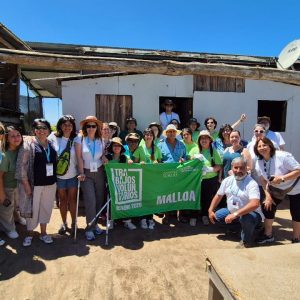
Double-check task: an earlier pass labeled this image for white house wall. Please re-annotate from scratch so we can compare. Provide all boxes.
[62,74,300,161]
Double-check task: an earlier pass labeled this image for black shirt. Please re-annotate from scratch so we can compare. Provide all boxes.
[33,143,57,186]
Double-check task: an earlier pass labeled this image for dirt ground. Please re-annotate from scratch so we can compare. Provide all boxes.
[0,201,293,300]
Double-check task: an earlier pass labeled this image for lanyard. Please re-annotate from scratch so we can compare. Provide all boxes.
[44,143,51,163]
[86,137,96,160]
[263,158,272,179]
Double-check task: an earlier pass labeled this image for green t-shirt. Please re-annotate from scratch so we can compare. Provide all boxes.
[211,131,219,141]
[182,141,198,159]
[0,149,18,188]
[192,130,200,142]
[201,148,222,179]
[133,144,162,163]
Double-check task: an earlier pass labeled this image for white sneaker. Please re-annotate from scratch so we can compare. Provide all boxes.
[190,218,197,227]
[140,219,148,229]
[0,238,5,246]
[124,220,136,230]
[202,216,210,226]
[6,230,19,239]
[148,220,155,230]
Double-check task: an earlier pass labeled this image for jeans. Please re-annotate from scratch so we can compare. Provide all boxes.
[215,208,262,244]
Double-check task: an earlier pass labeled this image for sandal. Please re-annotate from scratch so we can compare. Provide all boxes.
[39,235,53,244]
[23,236,33,247]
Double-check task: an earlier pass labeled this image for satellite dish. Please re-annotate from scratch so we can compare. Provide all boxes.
[277,39,300,69]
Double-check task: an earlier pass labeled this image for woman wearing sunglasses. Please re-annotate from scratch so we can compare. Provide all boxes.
[75,116,106,241]
[16,119,57,247]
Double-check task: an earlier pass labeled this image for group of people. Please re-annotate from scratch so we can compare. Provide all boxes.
[1,98,300,248]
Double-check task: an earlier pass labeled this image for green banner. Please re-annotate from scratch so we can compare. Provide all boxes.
[105,160,203,220]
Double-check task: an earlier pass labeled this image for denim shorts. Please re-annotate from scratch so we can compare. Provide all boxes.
[57,176,78,189]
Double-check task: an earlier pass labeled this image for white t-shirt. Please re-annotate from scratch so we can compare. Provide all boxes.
[256,151,300,195]
[159,112,180,130]
[217,175,263,218]
[74,135,104,169]
[48,133,78,179]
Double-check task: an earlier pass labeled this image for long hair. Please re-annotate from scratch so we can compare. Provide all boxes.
[197,135,215,166]
[55,115,77,139]
[5,126,23,151]
[143,128,155,161]
[218,124,233,143]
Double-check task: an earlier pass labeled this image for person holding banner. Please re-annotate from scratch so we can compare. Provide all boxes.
[190,130,222,226]
[105,137,136,230]
[133,128,162,229]
[158,124,187,224]
[75,116,105,241]
[208,157,263,248]
[124,132,140,164]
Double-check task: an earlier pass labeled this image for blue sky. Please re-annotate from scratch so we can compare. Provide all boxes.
[1,0,300,124]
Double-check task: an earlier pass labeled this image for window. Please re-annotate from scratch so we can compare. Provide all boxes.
[257,100,287,132]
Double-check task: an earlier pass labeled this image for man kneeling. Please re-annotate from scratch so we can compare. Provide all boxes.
[208,157,263,248]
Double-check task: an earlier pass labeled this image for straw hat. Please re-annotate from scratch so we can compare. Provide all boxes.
[107,137,125,153]
[198,130,213,142]
[80,116,102,128]
[162,124,182,137]
[125,132,140,142]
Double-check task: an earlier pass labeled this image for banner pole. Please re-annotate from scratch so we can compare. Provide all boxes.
[105,197,111,246]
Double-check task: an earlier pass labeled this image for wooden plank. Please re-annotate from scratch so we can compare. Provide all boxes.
[0,48,300,86]
[95,95,132,131]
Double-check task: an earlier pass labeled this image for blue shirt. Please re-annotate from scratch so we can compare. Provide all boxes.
[158,139,187,163]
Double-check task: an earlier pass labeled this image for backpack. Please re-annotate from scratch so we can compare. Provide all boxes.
[56,139,73,176]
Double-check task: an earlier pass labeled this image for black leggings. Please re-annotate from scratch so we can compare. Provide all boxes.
[262,193,300,221]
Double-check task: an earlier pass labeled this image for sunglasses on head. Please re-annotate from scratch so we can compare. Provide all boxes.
[86,124,97,129]
[255,130,264,133]
[35,125,48,130]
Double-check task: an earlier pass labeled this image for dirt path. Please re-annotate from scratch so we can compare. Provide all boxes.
[0,203,293,300]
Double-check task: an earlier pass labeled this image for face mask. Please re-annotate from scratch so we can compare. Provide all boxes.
[234,173,247,181]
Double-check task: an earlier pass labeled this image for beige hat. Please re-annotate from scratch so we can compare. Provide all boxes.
[125,132,140,141]
[80,116,102,128]
[198,130,213,142]
[162,124,182,137]
[108,137,125,153]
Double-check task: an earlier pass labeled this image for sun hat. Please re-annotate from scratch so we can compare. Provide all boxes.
[126,117,137,125]
[107,137,125,153]
[188,118,200,129]
[162,124,182,137]
[148,122,163,136]
[198,130,213,142]
[125,132,140,142]
[80,116,102,128]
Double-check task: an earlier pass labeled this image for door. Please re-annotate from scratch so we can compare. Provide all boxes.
[95,94,132,130]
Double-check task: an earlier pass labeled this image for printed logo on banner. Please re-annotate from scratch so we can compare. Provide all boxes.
[111,168,143,210]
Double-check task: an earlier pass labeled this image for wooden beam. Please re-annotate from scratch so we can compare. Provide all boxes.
[0,48,300,86]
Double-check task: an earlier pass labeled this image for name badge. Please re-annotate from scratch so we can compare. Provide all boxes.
[46,163,54,176]
[90,162,98,172]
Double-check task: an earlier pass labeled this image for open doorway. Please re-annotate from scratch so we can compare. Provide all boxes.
[159,97,193,129]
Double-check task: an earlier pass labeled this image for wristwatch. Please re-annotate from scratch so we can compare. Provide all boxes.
[281,177,285,183]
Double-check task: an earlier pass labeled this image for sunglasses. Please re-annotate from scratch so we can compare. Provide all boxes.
[255,130,264,133]
[86,125,97,129]
[35,126,48,130]
[0,130,4,135]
